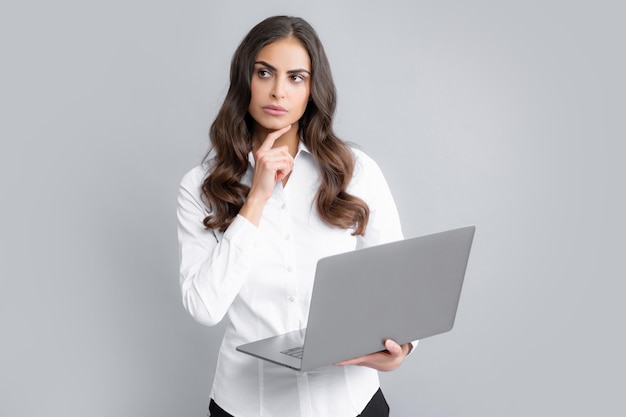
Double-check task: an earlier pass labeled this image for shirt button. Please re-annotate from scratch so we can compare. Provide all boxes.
[281,203,287,209]
[288,296,295,302]
[285,234,291,241]
[287,266,293,272]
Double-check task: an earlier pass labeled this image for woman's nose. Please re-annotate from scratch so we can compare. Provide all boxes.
[271,79,285,99]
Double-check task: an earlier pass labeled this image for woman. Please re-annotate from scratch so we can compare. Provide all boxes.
[177,15,413,417]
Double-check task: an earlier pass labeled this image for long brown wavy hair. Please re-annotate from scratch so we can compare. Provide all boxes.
[202,16,369,235]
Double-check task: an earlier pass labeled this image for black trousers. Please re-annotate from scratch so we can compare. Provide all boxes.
[209,388,389,417]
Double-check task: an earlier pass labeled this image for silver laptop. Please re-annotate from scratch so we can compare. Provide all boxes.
[236,225,476,372]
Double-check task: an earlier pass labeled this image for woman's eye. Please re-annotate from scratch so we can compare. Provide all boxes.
[291,74,304,83]
[258,69,271,78]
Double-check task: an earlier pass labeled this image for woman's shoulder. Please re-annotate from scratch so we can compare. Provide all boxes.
[178,160,217,205]
[180,163,209,188]
[349,146,385,180]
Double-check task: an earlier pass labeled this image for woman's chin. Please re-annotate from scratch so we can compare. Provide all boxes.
[254,119,298,132]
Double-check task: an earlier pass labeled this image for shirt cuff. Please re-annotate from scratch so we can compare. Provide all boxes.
[406,340,419,356]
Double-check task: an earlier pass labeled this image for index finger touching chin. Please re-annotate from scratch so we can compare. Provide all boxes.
[259,125,292,151]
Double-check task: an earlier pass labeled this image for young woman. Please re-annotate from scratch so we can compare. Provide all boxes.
[177,15,413,417]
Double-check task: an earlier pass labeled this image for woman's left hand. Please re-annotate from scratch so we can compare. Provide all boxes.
[335,339,412,371]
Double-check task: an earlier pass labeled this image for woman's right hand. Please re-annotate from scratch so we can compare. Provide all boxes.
[239,125,293,226]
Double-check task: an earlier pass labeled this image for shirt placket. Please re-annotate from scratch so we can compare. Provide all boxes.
[277,188,302,331]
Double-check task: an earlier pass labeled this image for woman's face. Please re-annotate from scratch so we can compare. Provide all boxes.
[248,37,311,132]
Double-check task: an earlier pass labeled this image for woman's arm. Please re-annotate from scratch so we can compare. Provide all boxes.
[343,149,416,368]
[351,149,404,248]
[178,126,294,326]
[177,170,261,326]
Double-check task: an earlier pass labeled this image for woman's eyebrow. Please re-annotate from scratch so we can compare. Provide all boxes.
[255,60,311,75]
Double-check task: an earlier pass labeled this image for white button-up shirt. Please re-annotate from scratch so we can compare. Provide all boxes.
[177,143,404,417]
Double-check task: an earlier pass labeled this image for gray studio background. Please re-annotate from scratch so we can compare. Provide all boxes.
[1,0,624,416]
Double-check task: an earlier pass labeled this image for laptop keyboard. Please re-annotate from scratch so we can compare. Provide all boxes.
[281,346,304,359]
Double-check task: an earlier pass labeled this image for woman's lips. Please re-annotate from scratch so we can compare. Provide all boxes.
[262,105,287,116]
